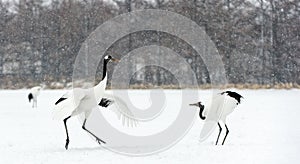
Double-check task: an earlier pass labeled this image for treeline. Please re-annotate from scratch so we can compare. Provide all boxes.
[0,0,299,89]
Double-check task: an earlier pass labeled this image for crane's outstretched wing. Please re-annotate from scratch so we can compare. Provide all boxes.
[53,89,86,120]
[99,92,139,127]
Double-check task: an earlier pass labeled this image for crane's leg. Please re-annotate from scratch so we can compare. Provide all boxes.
[216,122,222,145]
[33,99,37,108]
[222,124,229,145]
[64,116,71,150]
[82,119,106,144]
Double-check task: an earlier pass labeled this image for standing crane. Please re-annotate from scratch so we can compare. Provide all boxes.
[190,91,243,145]
[28,86,42,108]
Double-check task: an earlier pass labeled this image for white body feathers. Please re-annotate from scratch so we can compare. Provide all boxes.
[53,75,137,127]
[53,75,108,120]
[204,93,239,123]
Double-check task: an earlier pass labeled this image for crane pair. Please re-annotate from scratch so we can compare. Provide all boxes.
[52,55,243,149]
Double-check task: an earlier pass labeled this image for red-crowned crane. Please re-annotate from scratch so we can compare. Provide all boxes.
[190,91,243,145]
[53,55,137,150]
[28,86,42,108]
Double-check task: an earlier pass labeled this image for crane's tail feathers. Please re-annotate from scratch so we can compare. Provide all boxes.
[52,90,86,120]
[28,93,33,102]
[52,98,77,120]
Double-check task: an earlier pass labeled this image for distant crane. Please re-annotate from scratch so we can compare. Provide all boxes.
[190,91,243,145]
[53,55,137,150]
[28,86,42,108]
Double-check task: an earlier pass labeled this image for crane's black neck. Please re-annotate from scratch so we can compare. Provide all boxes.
[199,105,206,120]
[102,59,108,80]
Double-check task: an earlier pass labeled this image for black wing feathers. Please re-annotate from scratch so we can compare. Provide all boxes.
[28,93,33,102]
[55,97,67,105]
[221,91,243,104]
[98,98,113,107]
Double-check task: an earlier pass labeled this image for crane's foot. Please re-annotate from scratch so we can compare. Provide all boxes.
[65,138,70,150]
[96,137,106,145]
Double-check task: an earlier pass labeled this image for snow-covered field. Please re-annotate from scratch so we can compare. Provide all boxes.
[0,89,299,164]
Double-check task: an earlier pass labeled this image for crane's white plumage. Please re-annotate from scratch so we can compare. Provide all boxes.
[190,91,243,145]
[28,86,42,108]
[53,76,107,120]
[205,93,239,123]
[53,88,87,120]
[53,81,138,127]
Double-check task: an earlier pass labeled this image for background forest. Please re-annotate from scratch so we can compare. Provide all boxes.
[0,0,299,89]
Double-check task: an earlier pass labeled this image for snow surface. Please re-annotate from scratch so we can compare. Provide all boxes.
[0,89,299,164]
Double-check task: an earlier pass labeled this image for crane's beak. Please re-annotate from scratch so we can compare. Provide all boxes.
[189,103,198,107]
[111,57,120,62]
